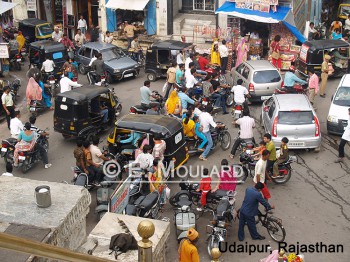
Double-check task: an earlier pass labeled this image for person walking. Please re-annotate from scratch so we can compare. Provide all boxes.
[1,86,15,129]
[263,133,276,174]
[320,55,331,98]
[178,228,200,262]
[52,26,63,42]
[253,150,271,201]
[308,68,319,107]
[165,62,177,100]
[77,15,87,34]
[124,21,136,48]
[236,38,248,67]
[270,35,281,70]
[219,40,229,74]
[238,182,275,241]
[335,108,350,163]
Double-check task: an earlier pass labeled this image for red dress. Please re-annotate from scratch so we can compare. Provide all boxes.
[199,177,212,206]
[270,41,281,69]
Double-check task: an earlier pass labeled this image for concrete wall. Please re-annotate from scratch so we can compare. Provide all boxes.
[157,0,168,36]
[218,0,227,29]
[173,0,180,17]
[12,0,28,23]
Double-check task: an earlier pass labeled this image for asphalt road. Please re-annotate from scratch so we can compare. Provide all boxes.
[1,64,350,262]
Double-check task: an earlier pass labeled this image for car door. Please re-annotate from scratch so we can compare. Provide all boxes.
[231,63,246,85]
[79,47,92,66]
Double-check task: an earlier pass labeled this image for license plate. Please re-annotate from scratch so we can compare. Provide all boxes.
[246,149,252,154]
[1,148,7,152]
[234,110,241,114]
[289,142,305,147]
[49,80,55,84]
[30,107,36,112]
[202,101,208,105]
[124,73,133,78]
[261,96,271,100]
[19,156,26,161]
[16,59,21,62]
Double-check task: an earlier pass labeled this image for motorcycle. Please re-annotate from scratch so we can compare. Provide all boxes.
[313,23,326,40]
[204,65,227,85]
[9,52,22,71]
[174,205,197,242]
[275,83,309,95]
[238,152,297,184]
[130,91,165,114]
[29,99,51,116]
[206,193,237,258]
[110,88,122,116]
[95,180,118,221]
[3,27,18,41]
[185,121,231,156]
[1,137,17,164]
[87,70,108,87]
[125,190,161,219]
[43,72,59,97]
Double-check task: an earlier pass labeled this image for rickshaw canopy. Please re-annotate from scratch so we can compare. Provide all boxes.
[303,40,350,52]
[150,40,193,51]
[55,86,111,104]
[29,40,67,53]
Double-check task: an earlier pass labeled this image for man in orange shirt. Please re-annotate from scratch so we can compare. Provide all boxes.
[196,168,211,211]
[178,228,199,262]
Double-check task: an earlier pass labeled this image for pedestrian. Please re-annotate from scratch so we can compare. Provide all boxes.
[320,54,331,98]
[270,35,281,70]
[199,105,224,161]
[238,182,275,241]
[335,108,350,163]
[2,162,14,176]
[89,24,99,42]
[124,21,136,48]
[77,15,87,34]
[272,137,289,177]
[229,110,255,159]
[98,28,105,43]
[1,85,15,129]
[74,29,86,47]
[219,40,229,74]
[178,228,199,262]
[177,51,184,65]
[254,150,271,201]
[152,134,166,161]
[211,39,221,66]
[196,168,211,211]
[165,62,177,100]
[105,31,113,44]
[308,68,319,106]
[236,37,248,67]
[263,133,276,174]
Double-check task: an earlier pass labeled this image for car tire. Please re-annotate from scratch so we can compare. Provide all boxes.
[147,73,156,82]
[78,64,87,75]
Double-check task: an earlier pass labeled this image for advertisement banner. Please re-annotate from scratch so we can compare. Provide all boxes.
[109,176,131,214]
[232,0,278,12]
[27,0,36,11]
[0,44,9,59]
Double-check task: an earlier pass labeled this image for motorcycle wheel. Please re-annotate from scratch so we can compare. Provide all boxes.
[235,164,248,182]
[226,93,234,107]
[116,104,122,116]
[271,167,292,184]
[266,217,286,242]
[15,62,21,71]
[21,158,31,174]
[220,131,231,151]
[4,150,14,165]
[207,235,220,258]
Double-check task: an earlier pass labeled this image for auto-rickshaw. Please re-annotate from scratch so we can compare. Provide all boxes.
[18,18,53,43]
[107,114,189,173]
[54,86,117,139]
[338,0,350,20]
[145,40,193,81]
[296,40,350,78]
[29,40,67,79]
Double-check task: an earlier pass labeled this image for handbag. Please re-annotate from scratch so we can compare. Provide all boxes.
[271,51,280,60]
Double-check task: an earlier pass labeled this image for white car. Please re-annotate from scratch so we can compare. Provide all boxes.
[327,74,350,135]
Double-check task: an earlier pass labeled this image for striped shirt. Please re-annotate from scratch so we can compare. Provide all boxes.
[236,116,255,139]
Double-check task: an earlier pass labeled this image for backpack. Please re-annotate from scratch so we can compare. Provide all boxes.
[109,233,138,259]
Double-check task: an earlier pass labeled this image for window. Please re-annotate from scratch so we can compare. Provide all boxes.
[253,70,281,83]
[100,47,125,61]
[37,24,53,37]
[83,48,92,58]
[268,102,276,118]
[236,63,245,75]
[333,86,350,106]
[52,52,63,60]
[242,67,250,79]
[193,0,214,11]
[278,111,314,125]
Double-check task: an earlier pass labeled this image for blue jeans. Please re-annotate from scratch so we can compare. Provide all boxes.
[211,92,222,107]
[238,211,260,241]
[202,131,213,158]
[196,132,208,149]
[101,109,109,123]
[80,27,86,34]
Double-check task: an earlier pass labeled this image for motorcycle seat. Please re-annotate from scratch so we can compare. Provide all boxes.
[139,191,159,210]
[217,199,230,217]
[125,204,137,216]
[212,189,229,199]
[177,198,192,207]
[3,138,17,145]
[134,195,146,206]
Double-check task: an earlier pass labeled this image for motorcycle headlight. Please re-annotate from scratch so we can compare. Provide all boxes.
[327,115,338,123]
[114,69,120,73]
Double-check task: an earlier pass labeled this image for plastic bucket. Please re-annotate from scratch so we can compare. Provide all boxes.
[35,185,51,208]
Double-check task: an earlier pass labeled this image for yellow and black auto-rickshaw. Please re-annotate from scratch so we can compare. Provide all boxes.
[19,18,53,43]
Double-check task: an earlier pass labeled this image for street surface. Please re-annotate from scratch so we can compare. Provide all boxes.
[1,64,350,262]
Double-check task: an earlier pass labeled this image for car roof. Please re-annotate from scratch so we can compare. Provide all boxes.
[116,114,183,137]
[245,60,277,70]
[29,40,66,52]
[56,86,110,102]
[274,94,312,111]
[340,74,350,87]
[82,42,118,51]
[20,18,51,26]
[303,40,350,51]
[151,40,193,50]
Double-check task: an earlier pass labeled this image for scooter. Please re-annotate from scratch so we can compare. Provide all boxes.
[174,205,197,242]
[129,91,164,114]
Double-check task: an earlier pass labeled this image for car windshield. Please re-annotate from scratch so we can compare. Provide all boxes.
[333,86,350,106]
[37,24,53,36]
[100,47,125,61]
[278,111,314,125]
[253,70,281,83]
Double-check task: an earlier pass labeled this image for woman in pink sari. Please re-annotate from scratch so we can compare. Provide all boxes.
[235,38,248,68]
[26,76,42,106]
[212,159,237,192]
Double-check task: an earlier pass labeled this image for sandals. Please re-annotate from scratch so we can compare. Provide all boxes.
[199,155,207,161]
[229,154,234,159]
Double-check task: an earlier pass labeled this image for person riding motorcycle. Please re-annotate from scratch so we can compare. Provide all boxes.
[91,53,105,84]
[283,66,307,93]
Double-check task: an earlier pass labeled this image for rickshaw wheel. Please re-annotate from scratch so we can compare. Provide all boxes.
[147,73,156,82]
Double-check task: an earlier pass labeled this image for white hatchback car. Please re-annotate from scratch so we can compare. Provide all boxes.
[327,74,350,135]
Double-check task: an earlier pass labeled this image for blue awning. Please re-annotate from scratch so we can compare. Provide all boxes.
[216,1,306,43]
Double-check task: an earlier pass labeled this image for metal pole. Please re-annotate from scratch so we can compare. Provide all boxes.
[137,220,155,262]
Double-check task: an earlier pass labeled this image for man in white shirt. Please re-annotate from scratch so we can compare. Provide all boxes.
[2,163,14,177]
[218,40,229,74]
[127,145,154,170]
[231,79,250,106]
[229,110,255,158]
[74,29,86,47]
[253,150,271,200]
[104,31,113,44]
[60,72,82,93]
[52,27,63,42]
[90,136,110,178]
[10,110,23,138]
[41,55,55,73]
[78,15,87,34]
[199,106,224,160]
[193,102,202,116]
[89,52,98,67]
[185,53,194,70]
[177,51,184,65]
[308,22,320,40]
[186,68,200,89]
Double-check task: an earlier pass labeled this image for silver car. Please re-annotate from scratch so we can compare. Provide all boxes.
[230,60,283,102]
[261,94,321,149]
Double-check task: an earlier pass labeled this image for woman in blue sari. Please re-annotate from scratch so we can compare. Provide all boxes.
[38,80,53,110]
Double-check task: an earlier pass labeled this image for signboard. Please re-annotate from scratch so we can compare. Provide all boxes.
[232,0,278,12]
[299,44,309,63]
[27,0,37,11]
[109,176,131,214]
[0,44,9,59]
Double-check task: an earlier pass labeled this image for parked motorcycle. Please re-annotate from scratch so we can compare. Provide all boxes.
[125,190,161,219]
[95,180,118,221]
[9,52,22,71]
[206,193,237,258]
[130,91,165,114]
[174,205,197,242]
[274,83,308,95]
[29,99,51,116]
[1,137,17,164]
[185,121,231,156]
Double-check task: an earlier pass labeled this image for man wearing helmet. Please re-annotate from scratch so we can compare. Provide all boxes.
[283,66,307,93]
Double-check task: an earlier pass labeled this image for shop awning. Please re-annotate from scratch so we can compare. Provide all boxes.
[216,1,306,43]
[105,0,150,11]
[0,1,18,15]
